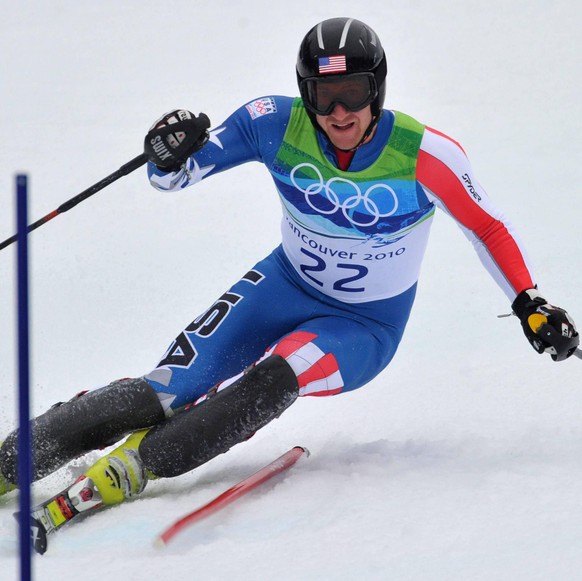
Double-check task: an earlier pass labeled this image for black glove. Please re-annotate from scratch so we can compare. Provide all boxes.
[144,110,210,172]
[512,288,579,361]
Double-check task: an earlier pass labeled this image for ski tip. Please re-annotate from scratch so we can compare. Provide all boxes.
[295,445,310,458]
[153,536,167,550]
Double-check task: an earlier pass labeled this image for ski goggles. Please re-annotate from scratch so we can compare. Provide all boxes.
[300,73,378,116]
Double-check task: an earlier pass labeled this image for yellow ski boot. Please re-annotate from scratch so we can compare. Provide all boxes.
[29,429,155,554]
[84,429,152,506]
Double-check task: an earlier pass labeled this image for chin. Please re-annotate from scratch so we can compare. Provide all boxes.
[330,136,360,150]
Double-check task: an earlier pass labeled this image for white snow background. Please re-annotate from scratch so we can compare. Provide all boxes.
[1,1,582,579]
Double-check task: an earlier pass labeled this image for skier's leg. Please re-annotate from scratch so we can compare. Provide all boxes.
[0,377,166,489]
[78,354,299,505]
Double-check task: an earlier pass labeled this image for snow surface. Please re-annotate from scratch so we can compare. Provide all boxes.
[2,1,582,579]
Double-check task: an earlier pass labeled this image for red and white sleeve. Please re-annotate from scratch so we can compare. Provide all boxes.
[417,126,535,301]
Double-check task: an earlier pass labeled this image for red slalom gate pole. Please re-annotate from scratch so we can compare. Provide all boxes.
[155,446,309,547]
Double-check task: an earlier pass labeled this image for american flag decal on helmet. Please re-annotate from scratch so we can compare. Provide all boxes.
[318,55,347,75]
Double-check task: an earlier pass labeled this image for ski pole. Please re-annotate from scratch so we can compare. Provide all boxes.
[0,153,147,252]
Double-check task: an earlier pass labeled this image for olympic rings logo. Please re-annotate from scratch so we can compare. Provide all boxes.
[290,163,399,227]
[253,101,269,115]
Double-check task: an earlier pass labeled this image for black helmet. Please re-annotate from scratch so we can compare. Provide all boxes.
[296,18,387,130]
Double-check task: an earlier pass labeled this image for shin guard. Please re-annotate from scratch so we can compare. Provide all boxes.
[0,378,165,484]
[139,355,299,478]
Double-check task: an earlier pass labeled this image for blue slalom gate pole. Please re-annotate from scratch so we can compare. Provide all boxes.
[16,174,32,581]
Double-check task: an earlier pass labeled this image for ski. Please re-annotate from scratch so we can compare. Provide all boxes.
[27,445,308,554]
[155,445,309,547]
[27,474,104,554]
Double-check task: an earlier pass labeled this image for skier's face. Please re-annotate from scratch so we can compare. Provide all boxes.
[316,103,374,151]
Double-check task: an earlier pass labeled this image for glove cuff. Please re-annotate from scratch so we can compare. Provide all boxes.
[511,288,547,320]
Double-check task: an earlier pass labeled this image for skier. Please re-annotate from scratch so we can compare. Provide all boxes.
[0,17,578,538]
